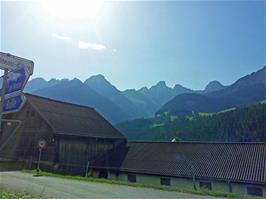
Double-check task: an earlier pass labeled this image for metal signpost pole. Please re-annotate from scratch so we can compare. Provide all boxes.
[0,69,9,130]
[85,161,90,177]
[35,139,46,176]
[37,148,42,175]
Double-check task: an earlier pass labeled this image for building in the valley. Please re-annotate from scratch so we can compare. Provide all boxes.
[90,142,266,197]
[0,93,126,174]
[0,93,265,197]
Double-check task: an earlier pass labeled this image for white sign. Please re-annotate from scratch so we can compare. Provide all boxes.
[0,52,34,75]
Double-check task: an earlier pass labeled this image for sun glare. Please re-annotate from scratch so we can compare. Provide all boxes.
[41,0,104,20]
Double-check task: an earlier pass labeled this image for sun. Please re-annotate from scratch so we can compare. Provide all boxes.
[41,0,104,20]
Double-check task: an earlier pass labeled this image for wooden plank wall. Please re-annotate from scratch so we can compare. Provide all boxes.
[58,138,114,173]
[0,102,56,163]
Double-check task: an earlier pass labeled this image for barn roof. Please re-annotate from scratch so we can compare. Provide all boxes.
[91,141,266,185]
[25,94,125,139]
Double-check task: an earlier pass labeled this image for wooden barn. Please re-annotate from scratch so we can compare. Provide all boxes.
[0,93,126,174]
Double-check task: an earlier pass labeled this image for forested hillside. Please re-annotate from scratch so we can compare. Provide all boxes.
[116,103,266,142]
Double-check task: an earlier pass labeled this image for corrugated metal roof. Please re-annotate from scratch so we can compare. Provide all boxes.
[92,142,266,184]
[25,94,125,140]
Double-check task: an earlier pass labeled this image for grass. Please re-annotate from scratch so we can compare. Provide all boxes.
[0,190,38,199]
[198,112,214,116]
[170,115,177,122]
[150,123,165,128]
[187,109,237,120]
[22,169,242,198]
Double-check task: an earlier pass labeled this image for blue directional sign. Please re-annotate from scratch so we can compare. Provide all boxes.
[1,67,29,96]
[0,53,34,124]
[2,95,26,114]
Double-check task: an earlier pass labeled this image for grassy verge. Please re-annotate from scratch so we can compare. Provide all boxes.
[22,169,241,198]
[0,190,38,199]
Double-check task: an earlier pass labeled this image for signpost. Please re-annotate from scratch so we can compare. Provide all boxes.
[0,53,34,172]
[36,139,47,176]
[0,52,34,129]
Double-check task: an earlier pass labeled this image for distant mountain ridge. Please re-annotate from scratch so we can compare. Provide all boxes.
[158,66,266,115]
[32,78,128,123]
[84,75,142,119]
[25,75,221,122]
[25,78,62,92]
[204,80,226,93]
[25,66,265,123]
[25,77,223,122]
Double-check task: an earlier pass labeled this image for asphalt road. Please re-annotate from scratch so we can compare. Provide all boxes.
[0,171,224,199]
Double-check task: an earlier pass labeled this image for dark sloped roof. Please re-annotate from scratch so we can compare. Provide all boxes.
[91,142,266,185]
[25,94,125,139]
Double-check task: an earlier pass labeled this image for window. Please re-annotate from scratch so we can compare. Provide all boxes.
[247,186,263,196]
[160,178,171,186]
[199,181,212,190]
[128,174,136,182]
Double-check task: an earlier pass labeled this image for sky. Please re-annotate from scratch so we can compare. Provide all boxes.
[0,0,265,91]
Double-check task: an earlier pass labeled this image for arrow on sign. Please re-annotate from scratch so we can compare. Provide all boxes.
[0,67,29,97]
[2,95,26,114]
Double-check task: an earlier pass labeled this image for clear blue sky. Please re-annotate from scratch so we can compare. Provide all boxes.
[1,1,265,90]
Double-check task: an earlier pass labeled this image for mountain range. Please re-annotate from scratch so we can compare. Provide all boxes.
[158,66,266,116]
[25,66,265,123]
